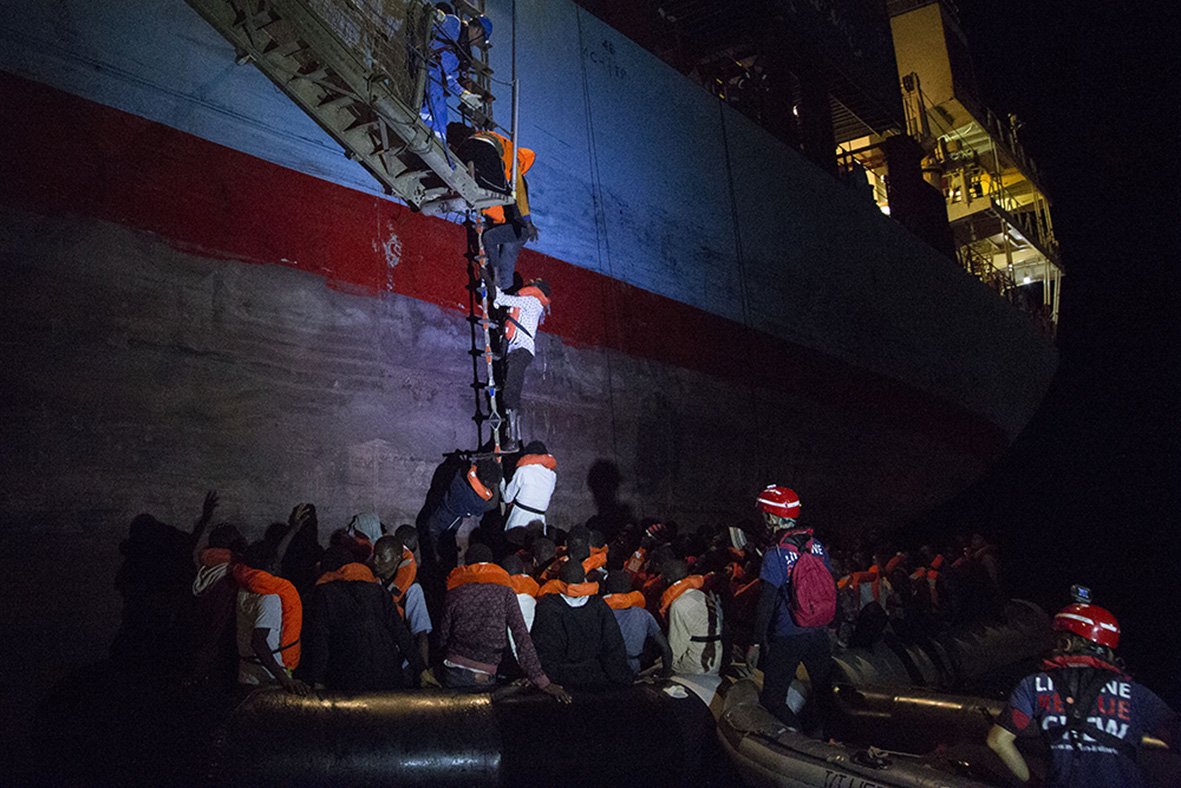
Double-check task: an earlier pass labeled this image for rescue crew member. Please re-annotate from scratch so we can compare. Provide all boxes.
[501,441,557,534]
[987,592,1178,787]
[747,485,835,733]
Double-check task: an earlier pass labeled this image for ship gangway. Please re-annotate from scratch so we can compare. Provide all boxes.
[186,0,522,455]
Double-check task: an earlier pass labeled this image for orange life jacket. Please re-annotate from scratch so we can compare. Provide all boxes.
[516,453,557,471]
[603,591,645,610]
[389,548,417,601]
[316,562,377,585]
[884,553,905,574]
[541,555,567,582]
[660,575,707,618]
[537,579,599,597]
[583,551,607,574]
[477,130,535,224]
[199,547,233,568]
[510,574,540,598]
[232,564,303,669]
[447,562,513,591]
[467,465,494,501]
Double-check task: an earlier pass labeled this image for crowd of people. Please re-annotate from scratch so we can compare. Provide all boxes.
[115,471,1011,708]
[110,471,1178,787]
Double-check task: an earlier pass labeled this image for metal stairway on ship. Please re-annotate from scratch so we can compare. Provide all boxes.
[185,0,514,214]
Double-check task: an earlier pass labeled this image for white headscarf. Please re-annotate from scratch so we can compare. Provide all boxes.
[348,512,383,543]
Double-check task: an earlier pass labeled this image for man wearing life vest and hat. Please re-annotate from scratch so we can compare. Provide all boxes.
[988,587,1178,787]
[492,278,550,447]
[748,485,837,734]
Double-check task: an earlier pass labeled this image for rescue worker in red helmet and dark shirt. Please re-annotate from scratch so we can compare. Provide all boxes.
[747,485,835,735]
[988,588,1178,787]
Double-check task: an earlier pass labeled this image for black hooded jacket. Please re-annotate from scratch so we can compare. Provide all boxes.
[531,595,633,689]
[300,578,423,691]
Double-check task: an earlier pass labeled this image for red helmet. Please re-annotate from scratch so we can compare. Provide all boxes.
[1053,603,1120,649]
[755,485,801,518]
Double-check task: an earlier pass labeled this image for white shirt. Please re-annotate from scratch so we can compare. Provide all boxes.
[501,462,557,530]
[236,591,282,685]
[494,287,546,355]
[507,593,537,659]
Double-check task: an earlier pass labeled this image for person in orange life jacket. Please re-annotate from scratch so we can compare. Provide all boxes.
[461,129,538,291]
[501,440,557,534]
[988,593,1179,787]
[661,560,727,676]
[531,560,633,689]
[604,571,673,676]
[491,277,550,445]
[747,485,835,733]
[440,544,570,701]
[300,546,436,691]
[187,523,247,688]
[424,458,502,567]
[234,541,309,695]
[372,534,431,674]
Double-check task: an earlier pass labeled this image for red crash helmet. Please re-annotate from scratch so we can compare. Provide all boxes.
[1053,603,1120,650]
[755,485,801,518]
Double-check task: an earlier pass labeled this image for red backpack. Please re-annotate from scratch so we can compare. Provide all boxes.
[784,538,836,628]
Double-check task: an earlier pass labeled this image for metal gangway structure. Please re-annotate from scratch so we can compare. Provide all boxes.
[187,0,520,454]
[186,0,514,215]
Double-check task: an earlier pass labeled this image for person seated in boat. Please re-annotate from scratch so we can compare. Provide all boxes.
[660,560,726,676]
[423,458,502,567]
[299,546,434,692]
[988,592,1179,788]
[532,561,633,689]
[497,554,539,668]
[530,536,558,581]
[747,486,835,734]
[440,544,570,701]
[603,571,672,677]
[233,541,308,695]
[372,534,431,675]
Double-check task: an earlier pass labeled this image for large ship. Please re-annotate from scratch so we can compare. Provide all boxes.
[0,0,1056,538]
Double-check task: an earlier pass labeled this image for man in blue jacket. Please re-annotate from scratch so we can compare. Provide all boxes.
[747,485,834,734]
[423,458,502,567]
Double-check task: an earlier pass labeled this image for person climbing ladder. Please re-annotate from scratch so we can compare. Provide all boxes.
[488,275,551,448]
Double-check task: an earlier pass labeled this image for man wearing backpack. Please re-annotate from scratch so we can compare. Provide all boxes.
[747,485,837,733]
[987,590,1178,787]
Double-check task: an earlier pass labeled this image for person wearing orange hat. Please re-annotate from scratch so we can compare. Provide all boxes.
[988,587,1178,786]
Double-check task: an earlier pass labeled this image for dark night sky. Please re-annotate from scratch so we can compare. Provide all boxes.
[911,0,1181,687]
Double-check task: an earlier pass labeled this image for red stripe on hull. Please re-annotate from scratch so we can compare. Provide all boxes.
[0,71,1007,459]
